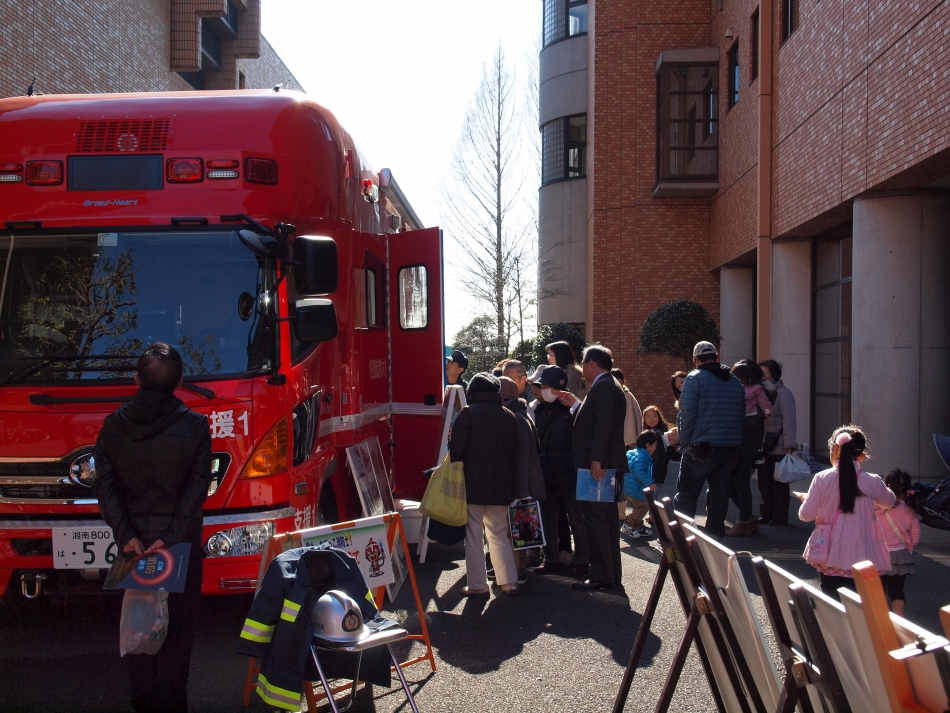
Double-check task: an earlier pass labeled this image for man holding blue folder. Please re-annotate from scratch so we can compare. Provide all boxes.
[557,345,628,590]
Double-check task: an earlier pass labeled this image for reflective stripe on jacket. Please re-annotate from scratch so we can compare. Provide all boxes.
[237,545,379,711]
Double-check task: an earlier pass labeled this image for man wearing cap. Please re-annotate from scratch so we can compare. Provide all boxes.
[446,350,469,388]
[673,341,745,538]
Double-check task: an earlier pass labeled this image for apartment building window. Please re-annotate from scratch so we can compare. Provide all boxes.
[655,63,719,183]
[750,8,760,82]
[201,20,223,71]
[543,0,588,47]
[728,42,740,108]
[542,114,586,185]
[812,234,853,457]
[782,0,799,42]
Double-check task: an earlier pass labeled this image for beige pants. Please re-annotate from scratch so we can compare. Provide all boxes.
[623,496,650,529]
[465,504,518,589]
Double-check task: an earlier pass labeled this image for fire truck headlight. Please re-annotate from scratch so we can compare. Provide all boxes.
[204,522,275,557]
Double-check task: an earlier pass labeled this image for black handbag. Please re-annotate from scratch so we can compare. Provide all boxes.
[763,431,781,453]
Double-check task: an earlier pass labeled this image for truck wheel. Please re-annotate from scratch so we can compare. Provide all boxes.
[316,484,338,526]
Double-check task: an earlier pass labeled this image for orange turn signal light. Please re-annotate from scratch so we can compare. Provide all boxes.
[239,417,289,479]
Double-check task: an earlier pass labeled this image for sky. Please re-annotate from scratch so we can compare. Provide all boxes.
[261,1,541,344]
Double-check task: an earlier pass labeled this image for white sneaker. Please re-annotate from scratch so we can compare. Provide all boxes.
[620,524,637,537]
[636,526,653,537]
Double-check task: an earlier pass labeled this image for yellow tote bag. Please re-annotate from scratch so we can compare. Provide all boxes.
[418,455,468,527]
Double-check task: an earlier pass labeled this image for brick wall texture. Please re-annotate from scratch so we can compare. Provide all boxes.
[0,0,300,98]
[587,0,950,416]
[587,0,721,418]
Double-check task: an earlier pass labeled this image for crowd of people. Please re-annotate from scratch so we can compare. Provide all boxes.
[445,338,921,616]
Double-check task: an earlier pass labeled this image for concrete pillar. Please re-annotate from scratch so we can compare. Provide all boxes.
[853,192,950,481]
[719,267,755,367]
[770,240,812,451]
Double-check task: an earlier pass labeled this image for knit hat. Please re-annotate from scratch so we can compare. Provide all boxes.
[535,365,568,389]
[498,376,520,399]
[466,372,500,394]
[446,350,469,370]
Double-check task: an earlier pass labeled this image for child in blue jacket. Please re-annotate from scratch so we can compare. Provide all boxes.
[622,430,659,538]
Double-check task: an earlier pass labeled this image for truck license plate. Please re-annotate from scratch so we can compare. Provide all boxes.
[52,527,118,569]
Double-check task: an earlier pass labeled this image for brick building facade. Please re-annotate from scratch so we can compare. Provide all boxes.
[0,0,301,99]
[539,0,950,478]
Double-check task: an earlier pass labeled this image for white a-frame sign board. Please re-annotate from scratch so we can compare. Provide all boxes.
[416,384,467,563]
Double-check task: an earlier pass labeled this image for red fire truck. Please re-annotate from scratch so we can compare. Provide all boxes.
[0,91,445,609]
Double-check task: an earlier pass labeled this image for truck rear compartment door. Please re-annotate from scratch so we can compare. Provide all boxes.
[388,227,444,500]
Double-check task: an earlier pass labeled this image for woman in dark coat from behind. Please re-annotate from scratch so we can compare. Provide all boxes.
[451,373,522,597]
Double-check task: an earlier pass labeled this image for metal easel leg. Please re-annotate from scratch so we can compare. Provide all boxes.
[388,644,420,713]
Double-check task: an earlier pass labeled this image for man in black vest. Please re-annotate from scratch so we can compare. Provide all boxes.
[557,345,628,589]
[94,342,212,713]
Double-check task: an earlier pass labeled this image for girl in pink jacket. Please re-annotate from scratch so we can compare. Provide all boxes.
[798,426,896,601]
[874,469,920,616]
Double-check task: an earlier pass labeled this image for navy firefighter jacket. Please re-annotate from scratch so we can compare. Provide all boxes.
[237,545,388,711]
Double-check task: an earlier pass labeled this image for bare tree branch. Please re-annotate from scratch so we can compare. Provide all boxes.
[439,44,537,352]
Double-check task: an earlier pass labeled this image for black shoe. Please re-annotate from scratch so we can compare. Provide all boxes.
[487,568,495,581]
[532,562,562,575]
[570,564,589,578]
[572,580,614,590]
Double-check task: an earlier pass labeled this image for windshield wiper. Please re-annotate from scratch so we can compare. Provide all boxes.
[0,354,139,387]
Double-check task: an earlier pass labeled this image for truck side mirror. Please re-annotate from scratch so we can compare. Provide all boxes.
[294,236,338,295]
[294,299,338,343]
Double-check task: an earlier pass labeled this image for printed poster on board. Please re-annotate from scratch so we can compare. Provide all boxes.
[300,516,395,587]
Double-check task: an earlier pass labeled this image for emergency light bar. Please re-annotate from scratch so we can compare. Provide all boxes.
[2,155,279,188]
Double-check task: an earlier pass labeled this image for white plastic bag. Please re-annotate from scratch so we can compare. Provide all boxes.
[773,453,812,483]
[119,589,169,656]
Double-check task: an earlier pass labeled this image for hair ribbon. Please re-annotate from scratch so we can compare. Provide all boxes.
[835,432,853,447]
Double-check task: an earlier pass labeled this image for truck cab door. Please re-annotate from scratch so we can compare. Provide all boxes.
[388,227,444,500]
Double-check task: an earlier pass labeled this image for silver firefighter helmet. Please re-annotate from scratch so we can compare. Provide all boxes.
[309,590,366,643]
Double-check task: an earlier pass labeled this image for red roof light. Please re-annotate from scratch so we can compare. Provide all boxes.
[26,161,63,186]
[207,159,239,169]
[245,158,278,185]
[166,158,203,183]
[0,163,23,173]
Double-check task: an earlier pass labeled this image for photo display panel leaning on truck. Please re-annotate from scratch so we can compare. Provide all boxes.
[0,90,444,603]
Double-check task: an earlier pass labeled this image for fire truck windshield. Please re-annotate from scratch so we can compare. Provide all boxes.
[0,231,276,384]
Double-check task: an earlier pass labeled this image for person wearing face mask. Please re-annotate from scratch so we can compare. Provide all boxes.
[531,365,588,575]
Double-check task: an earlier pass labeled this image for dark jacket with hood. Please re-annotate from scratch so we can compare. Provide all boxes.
[534,399,576,489]
[94,389,213,550]
[676,362,745,447]
[504,397,546,501]
[450,373,520,506]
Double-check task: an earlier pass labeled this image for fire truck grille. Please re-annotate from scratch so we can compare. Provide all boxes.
[0,462,90,500]
[76,118,170,153]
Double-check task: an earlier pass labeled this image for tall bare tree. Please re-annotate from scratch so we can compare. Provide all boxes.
[440,45,535,349]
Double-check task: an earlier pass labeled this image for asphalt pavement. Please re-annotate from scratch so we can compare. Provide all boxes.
[2,469,948,712]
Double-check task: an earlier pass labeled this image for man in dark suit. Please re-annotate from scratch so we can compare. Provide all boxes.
[557,345,629,589]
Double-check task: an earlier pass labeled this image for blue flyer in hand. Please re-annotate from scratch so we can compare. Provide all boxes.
[576,468,618,502]
[103,543,191,593]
